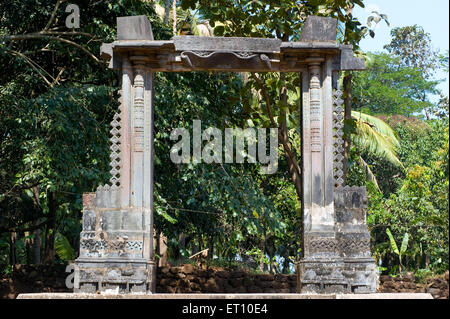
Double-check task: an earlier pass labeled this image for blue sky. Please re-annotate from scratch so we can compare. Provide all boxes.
[353,0,449,96]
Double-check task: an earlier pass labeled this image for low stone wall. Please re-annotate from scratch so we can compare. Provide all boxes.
[377,272,449,300]
[156,264,297,293]
[0,264,70,299]
[1,264,448,299]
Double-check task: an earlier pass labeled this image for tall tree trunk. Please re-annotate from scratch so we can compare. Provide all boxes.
[32,227,41,264]
[207,237,214,261]
[31,186,41,264]
[9,232,17,265]
[24,231,32,264]
[259,214,266,273]
[282,253,290,274]
[157,231,168,267]
[342,73,353,184]
[43,192,57,264]
[172,0,177,35]
[163,0,170,24]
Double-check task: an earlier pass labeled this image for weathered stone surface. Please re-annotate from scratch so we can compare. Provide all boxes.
[117,16,154,40]
[169,267,180,274]
[340,47,365,70]
[299,16,337,42]
[173,36,281,53]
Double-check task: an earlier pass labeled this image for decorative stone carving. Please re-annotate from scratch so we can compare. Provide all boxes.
[309,239,339,252]
[109,110,121,188]
[126,241,143,250]
[80,240,106,251]
[333,88,345,188]
[309,64,322,153]
[132,69,145,153]
[79,240,143,251]
[179,50,274,70]
[339,238,371,253]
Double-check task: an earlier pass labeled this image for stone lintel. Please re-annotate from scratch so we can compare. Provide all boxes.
[174,36,282,52]
[99,41,364,72]
[99,15,364,72]
[340,47,365,70]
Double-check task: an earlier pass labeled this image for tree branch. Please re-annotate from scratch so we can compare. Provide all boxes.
[5,49,54,87]
[250,73,302,198]
[3,34,103,64]
[0,218,51,234]
[43,0,67,31]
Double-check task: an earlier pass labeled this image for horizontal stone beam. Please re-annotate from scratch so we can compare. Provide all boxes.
[173,36,282,53]
[99,16,365,72]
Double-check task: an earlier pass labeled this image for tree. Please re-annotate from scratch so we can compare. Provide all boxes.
[352,52,440,116]
[180,0,377,201]
[384,25,439,78]
[164,0,171,24]
[384,25,441,119]
[0,0,172,264]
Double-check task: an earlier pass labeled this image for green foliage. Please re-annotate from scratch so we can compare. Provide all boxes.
[386,228,409,273]
[0,0,172,263]
[54,232,75,261]
[386,228,399,255]
[366,120,449,274]
[352,111,402,167]
[352,52,440,116]
[384,25,439,78]
[0,1,447,279]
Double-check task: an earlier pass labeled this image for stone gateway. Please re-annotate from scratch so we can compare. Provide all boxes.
[73,15,377,294]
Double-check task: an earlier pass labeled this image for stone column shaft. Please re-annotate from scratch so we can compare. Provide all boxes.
[302,57,335,248]
[130,56,155,262]
[120,58,133,208]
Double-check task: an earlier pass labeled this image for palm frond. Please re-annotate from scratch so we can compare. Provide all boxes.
[55,232,75,261]
[352,111,403,168]
[358,156,381,192]
[153,2,166,20]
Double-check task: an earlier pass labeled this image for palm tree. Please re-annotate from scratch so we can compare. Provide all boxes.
[352,111,403,190]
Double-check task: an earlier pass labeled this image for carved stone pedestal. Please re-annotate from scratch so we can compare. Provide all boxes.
[74,259,156,293]
[74,192,156,293]
[298,187,377,293]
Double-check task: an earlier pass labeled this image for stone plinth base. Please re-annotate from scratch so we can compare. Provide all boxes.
[298,257,377,294]
[16,293,433,299]
[74,258,156,294]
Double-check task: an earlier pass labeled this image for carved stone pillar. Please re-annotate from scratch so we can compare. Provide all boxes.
[299,57,344,294]
[298,55,377,294]
[74,17,157,293]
